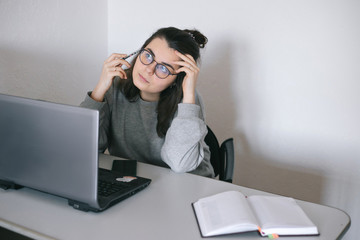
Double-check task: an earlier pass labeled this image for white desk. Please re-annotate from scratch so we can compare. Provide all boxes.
[0,154,350,240]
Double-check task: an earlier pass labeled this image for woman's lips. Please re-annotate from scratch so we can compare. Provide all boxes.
[139,74,149,83]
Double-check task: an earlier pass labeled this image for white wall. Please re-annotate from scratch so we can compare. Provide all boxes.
[1,0,358,239]
[108,0,359,239]
[0,0,107,105]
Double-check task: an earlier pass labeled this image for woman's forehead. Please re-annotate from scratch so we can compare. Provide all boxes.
[145,38,180,63]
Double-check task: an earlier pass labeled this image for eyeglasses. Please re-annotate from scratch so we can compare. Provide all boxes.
[138,49,178,79]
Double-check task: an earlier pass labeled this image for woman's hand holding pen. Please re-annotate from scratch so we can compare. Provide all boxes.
[174,51,200,104]
[91,53,131,102]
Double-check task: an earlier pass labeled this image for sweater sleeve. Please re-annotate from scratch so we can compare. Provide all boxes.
[161,93,214,177]
[80,91,112,153]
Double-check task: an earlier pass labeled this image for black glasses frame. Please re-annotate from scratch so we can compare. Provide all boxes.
[138,49,179,79]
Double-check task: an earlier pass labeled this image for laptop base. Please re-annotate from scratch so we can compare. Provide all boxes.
[0,180,23,190]
[68,200,96,212]
[68,179,151,212]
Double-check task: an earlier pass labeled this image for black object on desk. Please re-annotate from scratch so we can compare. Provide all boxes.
[112,159,137,176]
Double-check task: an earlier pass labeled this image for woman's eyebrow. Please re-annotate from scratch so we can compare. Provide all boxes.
[146,48,176,70]
[146,48,156,57]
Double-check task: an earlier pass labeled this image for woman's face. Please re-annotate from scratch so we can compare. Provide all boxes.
[132,37,180,102]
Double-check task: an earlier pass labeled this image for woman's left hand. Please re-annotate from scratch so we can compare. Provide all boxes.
[173,51,200,104]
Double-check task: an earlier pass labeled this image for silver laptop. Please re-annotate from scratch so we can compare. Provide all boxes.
[0,93,151,212]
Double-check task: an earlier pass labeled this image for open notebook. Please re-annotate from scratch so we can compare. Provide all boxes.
[0,93,151,212]
[193,191,319,237]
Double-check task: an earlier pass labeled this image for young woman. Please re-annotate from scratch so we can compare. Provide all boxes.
[81,27,214,177]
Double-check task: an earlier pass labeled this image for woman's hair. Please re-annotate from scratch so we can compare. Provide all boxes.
[121,27,208,138]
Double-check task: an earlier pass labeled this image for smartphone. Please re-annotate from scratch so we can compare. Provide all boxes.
[111,159,137,176]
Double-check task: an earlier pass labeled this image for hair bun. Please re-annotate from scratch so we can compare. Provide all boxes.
[184,29,208,48]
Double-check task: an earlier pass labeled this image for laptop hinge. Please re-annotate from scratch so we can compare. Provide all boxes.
[0,179,23,190]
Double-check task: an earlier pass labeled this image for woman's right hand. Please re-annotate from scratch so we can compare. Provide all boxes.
[91,53,132,102]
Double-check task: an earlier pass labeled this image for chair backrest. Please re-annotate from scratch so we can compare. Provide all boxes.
[204,126,221,177]
[220,138,234,183]
[204,126,234,183]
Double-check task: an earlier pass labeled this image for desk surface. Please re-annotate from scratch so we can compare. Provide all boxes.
[0,154,350,240]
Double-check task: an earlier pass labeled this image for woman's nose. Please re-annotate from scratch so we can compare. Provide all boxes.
[145,62,156,75]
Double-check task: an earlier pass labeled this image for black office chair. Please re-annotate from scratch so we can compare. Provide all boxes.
[204,126,234,183]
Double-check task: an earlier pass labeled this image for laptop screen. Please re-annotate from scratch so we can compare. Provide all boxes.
[0,94,99,207]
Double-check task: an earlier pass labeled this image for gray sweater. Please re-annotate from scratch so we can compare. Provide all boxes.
[80,79,214,178]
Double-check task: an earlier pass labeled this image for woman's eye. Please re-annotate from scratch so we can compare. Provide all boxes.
[145,53,152,61]
[158,65,169,74]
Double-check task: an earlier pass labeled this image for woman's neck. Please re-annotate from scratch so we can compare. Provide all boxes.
[140,91,160,102]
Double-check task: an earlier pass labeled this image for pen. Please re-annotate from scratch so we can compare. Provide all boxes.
[122,50,140,60]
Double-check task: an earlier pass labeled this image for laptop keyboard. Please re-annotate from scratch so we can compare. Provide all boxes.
[98,179,129,197]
